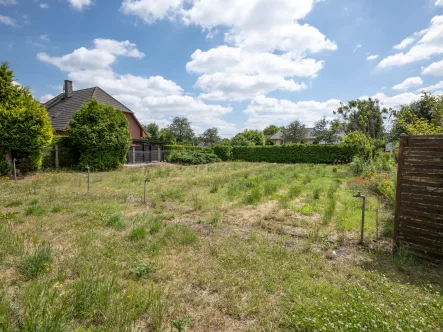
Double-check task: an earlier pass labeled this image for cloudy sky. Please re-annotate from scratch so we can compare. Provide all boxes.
[2,0,443,136]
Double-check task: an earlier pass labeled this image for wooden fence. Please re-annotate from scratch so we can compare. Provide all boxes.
[394,134,443,260]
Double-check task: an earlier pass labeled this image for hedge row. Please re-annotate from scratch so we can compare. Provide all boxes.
[215,145,356,164]
[213,145,232,161]
[164,145,212,153]
[167,150,220,165]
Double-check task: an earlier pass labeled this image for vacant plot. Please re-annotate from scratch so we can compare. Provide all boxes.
[0,162,442,331]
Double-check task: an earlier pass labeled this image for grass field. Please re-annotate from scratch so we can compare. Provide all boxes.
[1,162,442,331]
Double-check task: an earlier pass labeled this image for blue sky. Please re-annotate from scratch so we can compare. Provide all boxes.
[2,0,443,136]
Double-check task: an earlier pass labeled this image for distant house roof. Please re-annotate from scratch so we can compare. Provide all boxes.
[270,131,283,140]
[43,85,143,132]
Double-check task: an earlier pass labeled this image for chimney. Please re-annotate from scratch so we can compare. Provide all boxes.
[64,80,73,98]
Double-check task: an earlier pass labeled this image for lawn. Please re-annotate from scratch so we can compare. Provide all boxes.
[0,162,442,331]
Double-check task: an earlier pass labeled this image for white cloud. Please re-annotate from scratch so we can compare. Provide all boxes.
[392,77,423,90]
[422,59,443,76]
[420,80,443,92]
[37,38,145,72]
[393,37,415,50]
[378,16,443,69]
[243,95,341,128]
[69,70,183,97]
[353,44,362,52]
[120,0,183,24]
[195,73,307,101]
[0,14,17,26]
[40,94,55,103]
[68,0,93,10]
[0,0,16,5]
[38,49,117,72]
[366,54,379,61]
[186,46,323,78]
[436,0,443,7]
[40,3,49,8]
[363,92,422,110]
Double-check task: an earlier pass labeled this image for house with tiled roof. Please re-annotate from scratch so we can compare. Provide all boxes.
[270,128,344,145]
[43,80,146,139]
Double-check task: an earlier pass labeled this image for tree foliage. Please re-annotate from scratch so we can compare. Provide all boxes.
[335,98,387,139]
[342,131,375,160]
[200,127,221,145]
[143,123,159,140]
[232,130,265,146]
[391,92,443,137]
[0,62,53,174]
[168,117,195,143]
[159,128,176,143]
[68,99,131,171]
[312,117,341,144]
[281,120,307,144]
[263,125,280,136]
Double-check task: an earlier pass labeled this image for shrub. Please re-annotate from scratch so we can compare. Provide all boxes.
[165,145,212,153]
[342,131,375,160]
[167,151,219,165]
[68,99,131,171]
[19,245,53,280]
[231,144,356,164]
[213,145,233,161]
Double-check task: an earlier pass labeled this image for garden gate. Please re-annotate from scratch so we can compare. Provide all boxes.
[394,134,443,260]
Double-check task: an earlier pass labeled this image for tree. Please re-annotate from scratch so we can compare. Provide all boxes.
[143,123,159,140]
[231,129,265,146]
[312,117,341,144]
[335,98,387,139]
[168,117,195,143]
[281,121,307,144]
[342,131,375,160]
[159,128,176,143]
[391,92,443,137]
[263,125,280,136]
[200,127,221,145]
[68,99,131,171]
[0,62,53,174]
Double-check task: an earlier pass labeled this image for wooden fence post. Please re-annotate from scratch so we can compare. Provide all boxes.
[55,144,59,170]
[132,146,135,164]
[393,135,407,252]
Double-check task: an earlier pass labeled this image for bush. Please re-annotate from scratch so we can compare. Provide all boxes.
[213,145,233,161]
[342,131,375,160]
[231,144,356,164]
[165,145,212,153]
[68,99,131,171]
[42,136,79,169]
[167,151,220,165]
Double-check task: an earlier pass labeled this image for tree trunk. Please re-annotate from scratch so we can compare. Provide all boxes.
[4,149,13,173]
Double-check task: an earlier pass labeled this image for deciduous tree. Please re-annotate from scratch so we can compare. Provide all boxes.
[168,117,195,143]
[281,121,307,144]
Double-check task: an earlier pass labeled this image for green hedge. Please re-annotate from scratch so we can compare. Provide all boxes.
[231,144,357,164]
[165,145,212,153]
[213,145,233,161]
[42,136,79,169]
[167,150,220,165]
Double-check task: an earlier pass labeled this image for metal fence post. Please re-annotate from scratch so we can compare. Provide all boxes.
[144,178,150,204]
[158,148,161,162]
[55,144,59,170]
[353,192,366,244]
[86,166,90,192]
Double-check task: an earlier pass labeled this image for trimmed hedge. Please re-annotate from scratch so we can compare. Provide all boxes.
[231,144,357,164]
[213,145,233,161]
[165,145,212,153]
[42,136,79,169]
[167,150,220,165]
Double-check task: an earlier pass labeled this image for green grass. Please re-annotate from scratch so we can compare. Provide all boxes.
[0,163,442,331]
[18,245,53,280]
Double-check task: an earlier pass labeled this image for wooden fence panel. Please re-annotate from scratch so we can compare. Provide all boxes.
[394,135,443,260]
